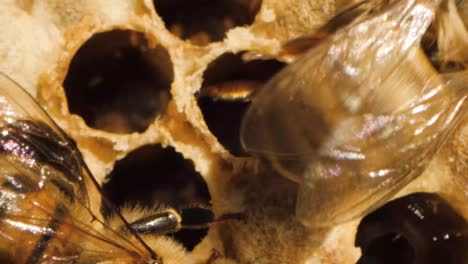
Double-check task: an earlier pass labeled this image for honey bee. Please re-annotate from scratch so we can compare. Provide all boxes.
[0,73,212,264]
[240,0,468,227]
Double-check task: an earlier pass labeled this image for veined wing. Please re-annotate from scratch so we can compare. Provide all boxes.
[0,73,154,263]
[295,71,467,226]
[240,0,467,227]
[242,0,441,159]
[0,158,148,263]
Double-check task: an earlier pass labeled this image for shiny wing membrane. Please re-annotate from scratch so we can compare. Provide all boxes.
[0,74,152,263]
[241,0,467,227]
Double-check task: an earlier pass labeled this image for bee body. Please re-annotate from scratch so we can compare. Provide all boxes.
[0,74,167,264]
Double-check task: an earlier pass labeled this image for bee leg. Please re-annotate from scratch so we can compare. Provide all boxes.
[240,35,325,64]
[243,0,378,62]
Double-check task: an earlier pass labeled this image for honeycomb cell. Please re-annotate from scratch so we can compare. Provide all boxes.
[197,52,286,156]
[356,193,468,264]
[63,30,173,134]
[153,0,262,46]
[102,144,211,250]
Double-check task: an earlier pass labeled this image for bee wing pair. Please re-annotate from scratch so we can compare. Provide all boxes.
[241,0,467,227]
[0,74,155,263]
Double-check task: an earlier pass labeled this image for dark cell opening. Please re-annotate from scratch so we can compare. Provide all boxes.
[64,30,174,134]
[357,233,414,264]
[153,0,262,46]
[420,1,467,74]
[180,207,215,227]
[197,52,286,156]
[102,144,211,250]
[0,255,13,264]
[356,192,468,264]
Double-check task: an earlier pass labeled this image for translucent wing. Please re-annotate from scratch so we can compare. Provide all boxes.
[241,0,467,227]
[0,73,154,263]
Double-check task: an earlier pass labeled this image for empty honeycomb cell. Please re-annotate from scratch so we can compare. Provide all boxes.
[101,144,211,250]
[197,52,286,156]
[153,0,263,46]
[356,193,468,264]
[63,29,173,134]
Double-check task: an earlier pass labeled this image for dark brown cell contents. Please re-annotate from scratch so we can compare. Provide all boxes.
[197,52,286,156]
[153,0,262,46]
[356,192,468,264]
[64,30,174,134]
[102,144,211,251]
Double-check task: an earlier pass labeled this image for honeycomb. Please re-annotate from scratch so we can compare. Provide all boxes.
[0,0,466,263]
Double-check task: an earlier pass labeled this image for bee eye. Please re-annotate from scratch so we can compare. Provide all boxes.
[63,29,173,134]
[356,193,468,264]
